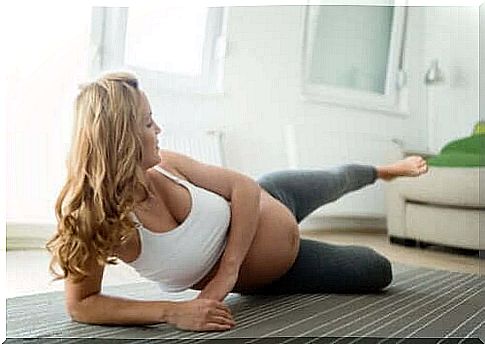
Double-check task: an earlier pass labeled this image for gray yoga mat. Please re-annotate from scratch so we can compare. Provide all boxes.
[6,264,485,343]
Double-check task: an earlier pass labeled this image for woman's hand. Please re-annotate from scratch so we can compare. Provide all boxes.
[166,299,236,332]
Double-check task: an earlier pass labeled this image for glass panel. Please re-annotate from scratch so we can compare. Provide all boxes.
[124,6,208,77]
[307,6,394,94]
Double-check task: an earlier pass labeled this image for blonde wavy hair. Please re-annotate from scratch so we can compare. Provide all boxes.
[46,71,154,282]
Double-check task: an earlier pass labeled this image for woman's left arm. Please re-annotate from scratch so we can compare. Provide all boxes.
[197,178,261,301]
[158,150,261,301]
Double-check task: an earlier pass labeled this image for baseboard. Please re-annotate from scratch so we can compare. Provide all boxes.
[6,222,56,250]
[299,215,387,233]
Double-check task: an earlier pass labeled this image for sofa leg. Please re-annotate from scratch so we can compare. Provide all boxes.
[417,241,430,249]
[389,236,484,257]
[389,236,417,247]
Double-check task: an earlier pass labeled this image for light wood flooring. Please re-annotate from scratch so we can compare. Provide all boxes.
[6,230,483,299]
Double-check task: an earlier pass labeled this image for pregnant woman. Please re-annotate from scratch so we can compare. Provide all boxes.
[47,72,428,332]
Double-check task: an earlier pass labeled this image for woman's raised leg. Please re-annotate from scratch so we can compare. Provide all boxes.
[257,164,377,223]
[256,156,428,223]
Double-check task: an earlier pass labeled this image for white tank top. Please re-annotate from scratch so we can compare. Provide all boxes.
[127,165,231,292]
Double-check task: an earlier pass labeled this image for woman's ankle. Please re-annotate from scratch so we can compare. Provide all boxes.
[375,166,393,181]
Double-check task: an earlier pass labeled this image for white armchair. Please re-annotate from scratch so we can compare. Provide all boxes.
[385,166,484,251]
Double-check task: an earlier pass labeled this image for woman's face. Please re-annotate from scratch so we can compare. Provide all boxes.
[138,91,162,170]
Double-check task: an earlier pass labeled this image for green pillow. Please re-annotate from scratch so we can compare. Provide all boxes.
[427,134,485,167]
[473,121,485,135]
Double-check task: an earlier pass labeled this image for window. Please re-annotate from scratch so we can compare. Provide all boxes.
[302,5,408,115]
[91,6,227,93]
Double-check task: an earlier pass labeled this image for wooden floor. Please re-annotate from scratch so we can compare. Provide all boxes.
[301,229,483,275]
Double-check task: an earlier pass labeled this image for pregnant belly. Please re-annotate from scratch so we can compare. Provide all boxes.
[192,190,300,292]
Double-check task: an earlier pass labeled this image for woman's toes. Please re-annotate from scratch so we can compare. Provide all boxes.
[399,156,427,177]
[417,164,428,175]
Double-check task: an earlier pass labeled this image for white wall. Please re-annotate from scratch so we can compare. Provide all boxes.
[6,5,480,226]
[481,4,485,122]
[146,6,425,178]
[421,7,479,153]
[6,6,91,223]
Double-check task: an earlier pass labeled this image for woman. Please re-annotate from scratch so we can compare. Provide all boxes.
[46,72,428,332]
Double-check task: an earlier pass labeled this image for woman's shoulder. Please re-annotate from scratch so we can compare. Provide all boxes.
[150,149,188,181]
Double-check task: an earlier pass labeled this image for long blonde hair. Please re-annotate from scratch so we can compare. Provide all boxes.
[46,72,153,282]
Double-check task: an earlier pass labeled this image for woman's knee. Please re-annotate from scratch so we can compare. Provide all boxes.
[367,247,393,290]
[355,246,393,291]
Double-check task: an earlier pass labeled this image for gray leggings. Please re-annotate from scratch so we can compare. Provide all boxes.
[248,164,392,295]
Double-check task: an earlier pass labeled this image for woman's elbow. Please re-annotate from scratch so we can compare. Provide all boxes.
[235,177,261,200]
[246,178,262,200]
[66,299,96,324]
[67,303,84,323]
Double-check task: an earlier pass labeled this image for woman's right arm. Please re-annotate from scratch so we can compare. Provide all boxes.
[65,256,235,331]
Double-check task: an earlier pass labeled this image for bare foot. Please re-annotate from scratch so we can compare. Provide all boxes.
[376,156,428,181]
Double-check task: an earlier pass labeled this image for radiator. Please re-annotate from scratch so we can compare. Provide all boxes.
[284,124,403,218]
[158,130,225,167]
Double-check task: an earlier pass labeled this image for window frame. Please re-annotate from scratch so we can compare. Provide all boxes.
[90,6,227,94]
[300,5,408,116]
